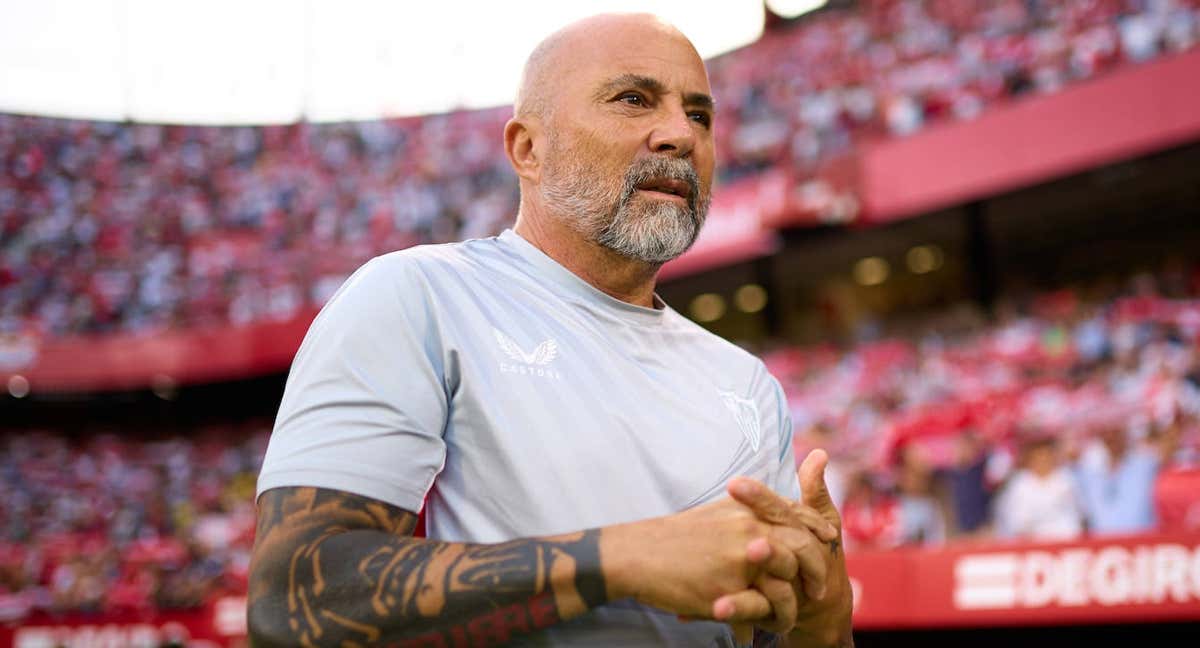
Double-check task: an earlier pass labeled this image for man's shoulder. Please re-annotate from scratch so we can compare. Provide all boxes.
[321,237,512,315]
[340,236,519,295]
[371,236,509,276]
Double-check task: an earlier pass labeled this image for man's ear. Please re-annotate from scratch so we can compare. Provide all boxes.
[504,117,540,183]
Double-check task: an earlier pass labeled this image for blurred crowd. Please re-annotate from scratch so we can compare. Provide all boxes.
[0,110,515,337]
[713,0,1200,178]
[0,427,266,622]
[3,0,1198,337]
[772,265,1200,550]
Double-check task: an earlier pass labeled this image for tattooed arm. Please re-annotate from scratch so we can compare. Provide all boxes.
[248,483,831,647]
[247,486,607,647]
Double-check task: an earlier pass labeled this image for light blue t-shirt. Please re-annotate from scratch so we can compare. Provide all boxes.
[1076,448,1160,535]
[258,230,800,646]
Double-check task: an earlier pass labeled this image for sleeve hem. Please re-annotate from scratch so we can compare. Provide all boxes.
[255,467,431,514]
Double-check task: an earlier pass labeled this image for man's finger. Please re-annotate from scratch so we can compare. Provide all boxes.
[799,448,840,526]
[771,526,828,601]
[712,589,772,623]
[728,477,791,524]
[729,478,838,542]
[754,573,799,634]
[746,537,798,582]
[745,537,772,564]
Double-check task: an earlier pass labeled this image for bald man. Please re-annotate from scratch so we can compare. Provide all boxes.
[249,14,852,648]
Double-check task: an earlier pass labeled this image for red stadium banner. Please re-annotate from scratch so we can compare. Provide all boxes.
[0,313,319,392]
[847,532,1200,629]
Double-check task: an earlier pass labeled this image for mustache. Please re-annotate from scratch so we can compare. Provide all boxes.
[620,157,702,215]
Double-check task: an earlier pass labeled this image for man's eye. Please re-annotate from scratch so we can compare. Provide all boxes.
[617,93,646,106]
[689,112,712,127]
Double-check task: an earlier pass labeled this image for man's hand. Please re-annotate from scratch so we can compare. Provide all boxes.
[722,449,854,646]
[715,495,836,635]
[601,491,829,624]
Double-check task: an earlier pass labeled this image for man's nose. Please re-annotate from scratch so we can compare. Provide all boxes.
[647,105,696,157]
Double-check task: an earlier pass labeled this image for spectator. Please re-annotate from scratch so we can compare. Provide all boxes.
[895,446,946,546]
[995,435,1084,540]
[1076,423,1175,535]
[840,472,899,550]
[942,430,993,536]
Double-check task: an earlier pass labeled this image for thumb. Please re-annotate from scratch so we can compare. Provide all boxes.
[799,448,839,525]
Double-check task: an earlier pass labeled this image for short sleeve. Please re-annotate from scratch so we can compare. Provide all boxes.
[256,255,448,513]
[768,376,802,501]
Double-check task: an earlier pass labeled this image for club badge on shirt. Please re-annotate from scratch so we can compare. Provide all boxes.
[720,390,762,452]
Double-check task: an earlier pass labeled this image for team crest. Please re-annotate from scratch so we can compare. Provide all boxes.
[719,390,761,452]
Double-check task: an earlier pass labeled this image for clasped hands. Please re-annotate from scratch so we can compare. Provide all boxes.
[620,449,849,645]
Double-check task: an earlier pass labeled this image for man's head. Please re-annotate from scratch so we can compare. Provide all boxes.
[1098,424,1129,458]
[504,13,715,265]
[1023,437,1059,478]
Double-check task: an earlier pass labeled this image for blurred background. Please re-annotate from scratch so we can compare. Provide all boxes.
[1,0,1199,645]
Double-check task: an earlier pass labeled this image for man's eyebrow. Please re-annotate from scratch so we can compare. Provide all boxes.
[594,73,715,111]
[594,73,666,100]
[683,92,715,112]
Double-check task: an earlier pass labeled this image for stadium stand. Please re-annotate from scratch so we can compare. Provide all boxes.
[775,269,1200,548]
[0,427,266,621]
[2,0,1196,336]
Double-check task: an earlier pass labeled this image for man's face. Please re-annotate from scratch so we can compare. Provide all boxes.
[1027,444,1058,477]
[537,25,715,264]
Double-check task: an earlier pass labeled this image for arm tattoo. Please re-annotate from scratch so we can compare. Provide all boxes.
[248,487,606,647]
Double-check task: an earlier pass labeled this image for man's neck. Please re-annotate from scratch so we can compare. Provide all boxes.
[513,211,660,309]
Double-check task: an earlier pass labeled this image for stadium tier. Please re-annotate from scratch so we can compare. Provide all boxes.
[2,0,1198,345]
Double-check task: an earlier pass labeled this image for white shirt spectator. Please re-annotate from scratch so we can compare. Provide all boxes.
[996,467,1084,540]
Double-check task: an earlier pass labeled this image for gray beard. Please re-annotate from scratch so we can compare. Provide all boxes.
[540,148,710,264]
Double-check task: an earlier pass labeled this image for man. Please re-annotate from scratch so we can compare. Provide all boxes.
[1076,423,1170,535]
[994,434,1083,540]
[249,13,853,647]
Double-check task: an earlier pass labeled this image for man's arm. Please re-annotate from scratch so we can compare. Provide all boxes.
[248,487,607,647]
[248,485,830,647]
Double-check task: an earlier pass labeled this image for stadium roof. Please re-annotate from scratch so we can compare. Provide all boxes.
[0,0,766,124]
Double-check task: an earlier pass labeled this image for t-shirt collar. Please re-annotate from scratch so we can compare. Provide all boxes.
[498,229,668,325]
